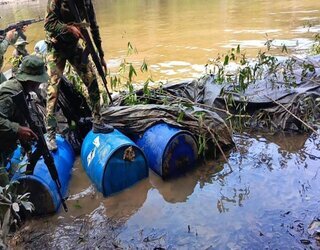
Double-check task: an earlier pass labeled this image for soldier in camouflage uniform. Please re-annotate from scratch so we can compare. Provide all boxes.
[44,0,110,151]
[12,37,29,75]
[0,55,49,186]
[0,29,19,84]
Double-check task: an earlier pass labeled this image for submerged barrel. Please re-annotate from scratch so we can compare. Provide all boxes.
[81,129,148,196]
[13,135,75,215]
[135,123,198,178]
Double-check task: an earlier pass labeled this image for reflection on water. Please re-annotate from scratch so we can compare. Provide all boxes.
[113,132,320,249]
[12,131,320,249]
[0,0,319,81]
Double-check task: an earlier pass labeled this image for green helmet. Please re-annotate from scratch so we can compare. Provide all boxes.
[16,55,49,83]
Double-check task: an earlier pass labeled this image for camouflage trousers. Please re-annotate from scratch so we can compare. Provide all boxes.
[46,43,101,135]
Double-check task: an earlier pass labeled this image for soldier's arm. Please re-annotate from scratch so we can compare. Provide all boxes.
[0,96,20,142]
[88,0,104,58]
[0,29,18,55]
[44,0,68,38]
[0,39,10,55]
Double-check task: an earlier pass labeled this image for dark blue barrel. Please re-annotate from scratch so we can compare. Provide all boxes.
[135,123,198,178]
[81,129,149,196]
[13,135,75,215]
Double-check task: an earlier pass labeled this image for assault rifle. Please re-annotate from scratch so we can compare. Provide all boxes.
[66,0,113,104]
[0,18,44,40]
[12,91,68,212]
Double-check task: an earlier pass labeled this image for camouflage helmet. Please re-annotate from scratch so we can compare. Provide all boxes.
[16,55,49,83]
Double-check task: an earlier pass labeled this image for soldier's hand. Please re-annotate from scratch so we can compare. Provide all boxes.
[101,57,107,75]
[67,25,83,39]
[5,29,16,42]
[18,126,38,142]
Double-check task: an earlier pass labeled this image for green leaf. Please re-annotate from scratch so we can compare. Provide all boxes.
[177,111,185,123]
[127,42,134,55]
[140,59,148,72]
[223,55,229,66]
[12,202,19,212]
[143,81,150,96]
[21,201,34,212]
[128,64,137,82]
[236,44,241,54]
[18,192,30,201]
[182,102,195,110]
[119,60,127,74]
[281,44,288,53]
[127,42,138,55]
[73,201,82,209]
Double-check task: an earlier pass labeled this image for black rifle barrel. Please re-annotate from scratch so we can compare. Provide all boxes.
[66,0,113,104]
[0,18,44,39]
[12,91,68,212]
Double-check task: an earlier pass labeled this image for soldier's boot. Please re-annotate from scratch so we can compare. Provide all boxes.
[47,131,58,151]
[46,114,58,151]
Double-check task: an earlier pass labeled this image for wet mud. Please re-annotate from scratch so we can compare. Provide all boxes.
[8,131,320,249]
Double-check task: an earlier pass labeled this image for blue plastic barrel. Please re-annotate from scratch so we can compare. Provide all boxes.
[13,135,75,215]
[81,129,149,196]
[135,123,198,178]
[6,146,23,173]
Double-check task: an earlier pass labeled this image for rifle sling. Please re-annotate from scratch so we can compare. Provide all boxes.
[66,0,113,104]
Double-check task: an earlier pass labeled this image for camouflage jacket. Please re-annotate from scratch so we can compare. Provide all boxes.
[0,79,27,153]
[44,0,104,57]
[0,32,19,71]
[0,38,10,70]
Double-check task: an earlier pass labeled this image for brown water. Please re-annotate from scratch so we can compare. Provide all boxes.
[1,0,319,82]
[2,0,320,248]
[10,131,320,249]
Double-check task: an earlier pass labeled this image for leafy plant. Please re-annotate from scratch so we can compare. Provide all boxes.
[311,33,320,55]
[9,55,23,72]
[109,42,155,105]
[0,181,34,248]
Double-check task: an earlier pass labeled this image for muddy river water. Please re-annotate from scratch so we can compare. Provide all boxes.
[1,0,320,249]
[1,0,320,81]
[10,131,320,249]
